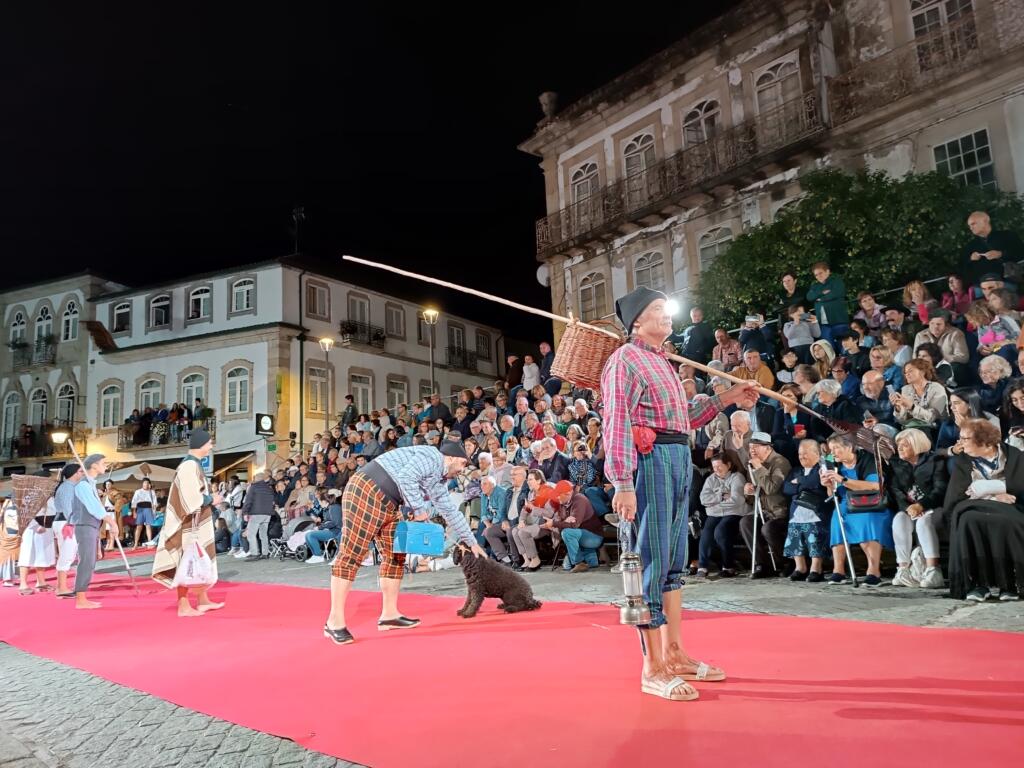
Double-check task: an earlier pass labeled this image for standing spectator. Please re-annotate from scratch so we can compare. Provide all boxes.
[504,355,524,395]
[854,292,886,339]
[740,432,792,578]
[678,307,715,364]
[820,433,893,587]
[712,328,743,370]
[943,418,1024,602]
[775,271,803,336]
[942,274,973,323]
[521,355,541,392]
[696,453,748,577]
[340,395,358,430]
[806,261,849,345]
[423,393,453,427]
[903,280,938,323]
[538,341,562,396]
[888,429,948,589]
[782,303,820,363]
[891,359,948,437]
[781,439,829,582]
[241,472,275,561]
[738,314,771,359]
[962,210,1024,284]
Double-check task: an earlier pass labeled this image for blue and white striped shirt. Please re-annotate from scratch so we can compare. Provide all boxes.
[372,446,475,546]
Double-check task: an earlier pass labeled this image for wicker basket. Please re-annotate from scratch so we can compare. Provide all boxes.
[551,320,624,391]
[12,473,58,534]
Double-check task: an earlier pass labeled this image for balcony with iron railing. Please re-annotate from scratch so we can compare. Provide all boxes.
[10,340,57,370]
[1,422,86,461]
[535,90,825,258]
[118,417,217,452]
[339,320,387,349]
[446,346,478,372]
[830,1,1024,127]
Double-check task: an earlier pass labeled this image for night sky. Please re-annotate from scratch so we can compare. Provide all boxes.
[2,4,738,338]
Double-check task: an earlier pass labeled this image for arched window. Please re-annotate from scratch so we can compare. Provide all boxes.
[2,392,21,453]
[139,379,162,411]
[189,287,212,320]
[9,312,26,344]
[181,373,205,408]
[34,307,53,344]
[755,60,801,113]
[56,384,75,426]
[578,273,608,322]
[634,252,666,292]
[623,134,656,177]
[225,367,250,414]
[231,279,255,313]
[683,100,720,147]
[29,388,47,427]
[698,227,734,271]
[571,162,599,203]
[100,385,122,428]
[112,302,131,333]
[62,301,79,342]
[149,295,171,328]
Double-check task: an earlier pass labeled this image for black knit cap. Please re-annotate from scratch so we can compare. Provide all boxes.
[438,441,468,460]
[615,287,667,335]
[61,464,80,479]
[189,428,212,449]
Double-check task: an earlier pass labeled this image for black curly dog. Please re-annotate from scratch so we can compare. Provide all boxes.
[452,546,542,618]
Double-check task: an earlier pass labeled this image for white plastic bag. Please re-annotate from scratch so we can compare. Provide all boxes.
[172,540,215,587]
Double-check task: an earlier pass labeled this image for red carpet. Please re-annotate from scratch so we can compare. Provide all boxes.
[2,575,1022,768]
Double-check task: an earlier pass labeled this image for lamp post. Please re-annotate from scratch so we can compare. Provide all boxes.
[50,429,69,458]
[421,308,439,397]
[318,337,335,433]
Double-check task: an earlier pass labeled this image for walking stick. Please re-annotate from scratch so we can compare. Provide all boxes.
[747,463,777,577]
[66,440,140,597]
[820,458,859,589]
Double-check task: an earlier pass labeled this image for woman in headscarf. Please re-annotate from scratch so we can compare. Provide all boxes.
[809,339,835,382]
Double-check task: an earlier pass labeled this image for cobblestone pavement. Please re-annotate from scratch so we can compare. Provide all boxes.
[4,550,1021,768]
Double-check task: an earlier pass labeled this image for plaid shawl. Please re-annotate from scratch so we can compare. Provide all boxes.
[152,455,217,588]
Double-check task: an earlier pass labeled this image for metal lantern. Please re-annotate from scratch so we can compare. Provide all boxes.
[617,522,651,625]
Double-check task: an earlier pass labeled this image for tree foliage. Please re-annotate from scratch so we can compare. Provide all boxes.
[694,169,1024,328]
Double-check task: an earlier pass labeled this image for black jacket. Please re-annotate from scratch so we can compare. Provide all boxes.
[811,396,862,442]
[781,465,830,523]
[771,408,815,466]
[320,502,343,533]
[889,452,949,513]
[679,321,715,363]
[541,452,570,483]
[241,480,276,517]
[505,358,524,390]
[539,350,556,383]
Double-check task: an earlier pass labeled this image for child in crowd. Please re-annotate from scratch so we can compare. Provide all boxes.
[776,349,799,386]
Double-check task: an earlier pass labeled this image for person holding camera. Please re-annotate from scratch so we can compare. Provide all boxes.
[782,304,820,364]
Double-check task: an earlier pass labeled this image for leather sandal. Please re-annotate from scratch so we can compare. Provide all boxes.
[640,675,699,701]
[670,659,726,682]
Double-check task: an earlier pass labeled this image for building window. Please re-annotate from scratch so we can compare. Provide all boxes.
[181,373,205,408]
[571,162,600,203]
[623,134,656,177]
[934,129,995,188]
[112,302,131,333]
[448,324,465,350]
[911,0,976,70]
[755,60,801,113]
[347,295,370,325]
[475,330,492,361]
[29,388,47,427]
[225,367,250,414]
[9,312,26,344]
[308,366,329,414]
[385,304,405,338]
[100,385,122,429]
[386,377,407,411]
[578,273,608,322]
[149,295,171,329]
[189,287,212,320]
[231,279,254,313]
[61,301,79,342]
[56,384,75,426]
[351,374,372,414]
[699,227,734,271]
[2,392,21,450]
[634,252,666,292]
[417,317,433,344]
[683,100,720,147]
[419,381,434,401]
[139,379,161,411]
[35,307,53,344]
[306,281,330,320]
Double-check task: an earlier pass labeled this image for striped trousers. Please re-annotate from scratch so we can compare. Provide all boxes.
[635,443,691,629]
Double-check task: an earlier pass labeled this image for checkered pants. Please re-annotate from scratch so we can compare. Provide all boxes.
[331,472,405,581]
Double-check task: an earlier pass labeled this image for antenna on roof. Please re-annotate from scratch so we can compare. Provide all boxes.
[290,205,306,255]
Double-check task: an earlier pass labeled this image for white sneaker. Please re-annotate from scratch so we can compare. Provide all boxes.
[232,550,249,559]
[891,567,919,588]
[144,540,158,548]
[919,567,944,589]
[909,546,927,583]
[306,555,326,564]
[610,563,622,574]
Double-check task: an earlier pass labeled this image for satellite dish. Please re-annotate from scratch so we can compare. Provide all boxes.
[536,264,551,287]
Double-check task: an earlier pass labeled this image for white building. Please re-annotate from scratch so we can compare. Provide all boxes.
[1,257,503,477]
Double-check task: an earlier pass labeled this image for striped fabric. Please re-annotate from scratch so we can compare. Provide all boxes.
[634,443,691,629]
[331,472,405,582]
[153,456,217,589]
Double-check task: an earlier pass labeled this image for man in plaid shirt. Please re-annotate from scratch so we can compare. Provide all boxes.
[601,286,759,701]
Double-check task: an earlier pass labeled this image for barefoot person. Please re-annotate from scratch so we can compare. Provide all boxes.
[601,287,759,701]
[17,472,57,596]
[71,454,119,609]
[152,429,225,617]
[323,442,487,645]
[53,464,84,598]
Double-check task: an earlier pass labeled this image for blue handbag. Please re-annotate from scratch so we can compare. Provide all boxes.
[393,520,445,556]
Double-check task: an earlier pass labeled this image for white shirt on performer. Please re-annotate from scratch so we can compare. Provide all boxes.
[131,489,158,509]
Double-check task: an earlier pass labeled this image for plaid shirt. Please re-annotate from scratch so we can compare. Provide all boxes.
[601,337,724,493]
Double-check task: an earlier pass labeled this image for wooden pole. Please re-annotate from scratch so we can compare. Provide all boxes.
[341,254,798,409]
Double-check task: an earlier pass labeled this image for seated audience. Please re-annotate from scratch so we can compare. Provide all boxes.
[782,439,829,582]
[696,454,748,577]
[888,428,947,589]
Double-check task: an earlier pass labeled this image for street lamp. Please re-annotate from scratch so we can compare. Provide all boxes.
[50,430,69,446]
[421,308,439,397]
[318,337,335,433]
